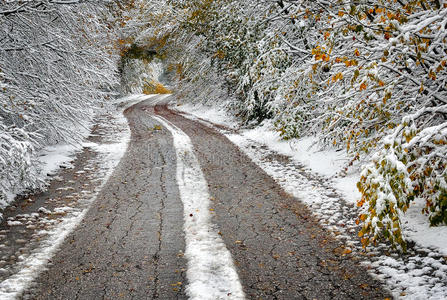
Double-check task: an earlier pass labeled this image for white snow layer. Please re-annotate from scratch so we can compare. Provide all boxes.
[175,103,239,129]
[151,115,245,300]
[0,96,133,299]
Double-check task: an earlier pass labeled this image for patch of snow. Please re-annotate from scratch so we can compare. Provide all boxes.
[6,221,22,227]
[241,125,345,177]
[37,144,80,177]
[53,207,74,214]
[151,115,244,300]
[333,175,362,206]
[402,200,447,256]
[174,103,238,129]
[37,207,51,215]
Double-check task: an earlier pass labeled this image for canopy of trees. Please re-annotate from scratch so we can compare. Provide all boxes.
[126,0,447,250]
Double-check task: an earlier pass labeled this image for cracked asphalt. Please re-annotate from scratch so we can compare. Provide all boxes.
[154,101,390,300]
[25,100,187,299]
[18,96,389,299]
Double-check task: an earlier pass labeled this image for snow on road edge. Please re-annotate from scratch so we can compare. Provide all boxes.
[151,115,245,300]
[0,97,133,299]
[174,104,447,300]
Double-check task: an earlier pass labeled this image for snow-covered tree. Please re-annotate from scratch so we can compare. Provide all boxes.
[0,1,121,207]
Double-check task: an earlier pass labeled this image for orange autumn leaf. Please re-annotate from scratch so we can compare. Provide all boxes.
[332,72,343,82]
[342,248,352,255]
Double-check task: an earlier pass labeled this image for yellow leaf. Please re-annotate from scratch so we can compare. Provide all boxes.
[343,248,352,255]
[359,283,369,289]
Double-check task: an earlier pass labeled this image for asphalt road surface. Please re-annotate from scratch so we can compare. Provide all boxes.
[17,95,389,299]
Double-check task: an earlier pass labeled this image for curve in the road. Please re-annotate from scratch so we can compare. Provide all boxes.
[12,95,390,299]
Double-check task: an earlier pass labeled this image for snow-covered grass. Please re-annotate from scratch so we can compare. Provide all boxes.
[152,115,244,300]
[401,203,447,256]
[0,96,133,299]
[37,144,81,177]
[175,103,239,129]
[175,103,447,300]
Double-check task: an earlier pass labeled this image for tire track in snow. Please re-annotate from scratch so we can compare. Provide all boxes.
[151,115,245,300]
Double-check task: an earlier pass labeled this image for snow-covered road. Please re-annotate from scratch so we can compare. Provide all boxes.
[0,95,391,299]
[151,115,244,299]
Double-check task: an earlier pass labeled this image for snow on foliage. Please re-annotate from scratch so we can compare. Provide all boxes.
[0,1,121,209]
[128,0,447,250]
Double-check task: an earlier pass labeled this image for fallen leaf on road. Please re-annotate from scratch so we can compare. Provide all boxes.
[359,283,369,289]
